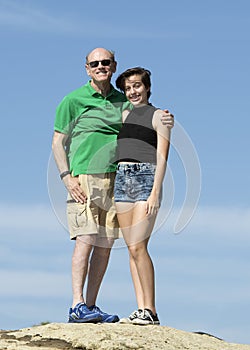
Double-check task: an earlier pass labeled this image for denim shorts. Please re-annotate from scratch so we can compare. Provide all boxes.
[114,163,157,203]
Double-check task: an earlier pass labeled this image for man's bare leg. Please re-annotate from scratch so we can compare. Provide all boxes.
[86,237,114,307]
[71,235,95,308]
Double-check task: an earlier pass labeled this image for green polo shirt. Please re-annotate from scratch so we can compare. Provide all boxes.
[54,81,130,175]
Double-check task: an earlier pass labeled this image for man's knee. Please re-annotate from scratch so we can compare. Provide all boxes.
[92,238,114,259]
[95,237,114,249]
[92,246,111,260]
[72,235,95,262]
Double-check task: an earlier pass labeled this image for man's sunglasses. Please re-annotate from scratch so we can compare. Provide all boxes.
[88,59,113,68]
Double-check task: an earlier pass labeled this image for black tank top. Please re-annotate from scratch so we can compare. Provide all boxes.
[116,104,157,164]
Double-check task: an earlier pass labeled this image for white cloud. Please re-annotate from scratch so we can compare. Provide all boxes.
[189,206,250,234]
[0,0,185,38]
[0,0,76,34]
[0,203,250,243]
[0,203,61,231]
[0,269,71,298]
[162,205,250,239]
[155,255,250,303]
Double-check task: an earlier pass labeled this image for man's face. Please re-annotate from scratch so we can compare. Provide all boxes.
[85,48,117,83]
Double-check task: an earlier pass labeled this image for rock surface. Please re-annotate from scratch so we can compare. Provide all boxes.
[0,323,250,350]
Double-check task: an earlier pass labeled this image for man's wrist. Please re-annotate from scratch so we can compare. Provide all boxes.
[60,170,71,180]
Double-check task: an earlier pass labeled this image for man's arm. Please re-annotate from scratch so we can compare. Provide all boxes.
[52,131,87,203]
[160,109,174,128]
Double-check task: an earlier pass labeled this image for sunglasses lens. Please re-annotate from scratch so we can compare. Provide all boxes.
[88,59,112,68]
[89,61,99,68]
[101,59,111,66]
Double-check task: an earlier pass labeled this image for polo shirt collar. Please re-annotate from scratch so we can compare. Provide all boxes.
[86,80,117,98]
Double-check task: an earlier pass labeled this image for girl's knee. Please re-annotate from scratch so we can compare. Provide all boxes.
[129,244,147,259]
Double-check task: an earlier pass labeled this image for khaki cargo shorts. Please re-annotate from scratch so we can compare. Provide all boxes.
[67,172,120,240]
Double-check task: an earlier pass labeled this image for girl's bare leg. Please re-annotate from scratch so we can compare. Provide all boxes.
[116,201,157,314]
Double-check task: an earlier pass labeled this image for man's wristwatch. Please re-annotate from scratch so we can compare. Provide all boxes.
[60,170,71,180]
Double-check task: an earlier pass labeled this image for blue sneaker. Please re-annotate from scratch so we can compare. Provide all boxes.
[68,302,102,323]
[89,305,119,323]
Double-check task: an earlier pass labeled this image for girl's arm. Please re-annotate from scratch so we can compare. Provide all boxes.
[146,110,171,215]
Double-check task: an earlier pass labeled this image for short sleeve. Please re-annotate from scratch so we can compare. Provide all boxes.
[54,96,73,134]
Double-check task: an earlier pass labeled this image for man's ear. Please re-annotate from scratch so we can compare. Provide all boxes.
[85,64,91,76]
[112,61,117,73]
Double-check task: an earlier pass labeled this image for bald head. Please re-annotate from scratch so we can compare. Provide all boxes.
[85,47,115,63]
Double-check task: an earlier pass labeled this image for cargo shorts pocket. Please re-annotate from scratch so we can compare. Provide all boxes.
[67,202,87,230]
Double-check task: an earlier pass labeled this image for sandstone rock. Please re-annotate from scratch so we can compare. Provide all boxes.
[0,323,250,350]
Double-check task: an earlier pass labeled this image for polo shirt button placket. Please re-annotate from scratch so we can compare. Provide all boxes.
[105,99,112,110]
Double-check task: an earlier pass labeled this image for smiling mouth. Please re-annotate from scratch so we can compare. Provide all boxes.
[97,68,108,73]
[130,95,140,101]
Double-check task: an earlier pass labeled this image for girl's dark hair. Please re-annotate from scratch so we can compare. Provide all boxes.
[115,67,151,99]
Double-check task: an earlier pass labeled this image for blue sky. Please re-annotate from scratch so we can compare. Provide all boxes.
[0,0,250,345]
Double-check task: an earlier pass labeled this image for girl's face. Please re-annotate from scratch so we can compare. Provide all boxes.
[124,74,149,106]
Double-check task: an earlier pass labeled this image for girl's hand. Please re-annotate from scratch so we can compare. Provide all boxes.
[146,192,160,216]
